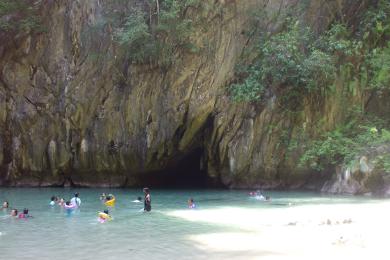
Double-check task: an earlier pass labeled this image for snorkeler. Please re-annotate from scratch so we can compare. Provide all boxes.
[143,188,151,212]
[132,197,142,203]
[188,198,196,209]
[2,201,9,209]
[70,193,81,207]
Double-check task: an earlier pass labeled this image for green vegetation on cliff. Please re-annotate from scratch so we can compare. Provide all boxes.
[231,0,390,176]
[230,20,336,102]
[299,120,390,171]
[0,0,42,33]
[230,0,390,103]
[301,2,390,174]
[114,0,204,66]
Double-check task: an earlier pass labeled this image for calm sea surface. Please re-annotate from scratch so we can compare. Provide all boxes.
[0,188,387,259]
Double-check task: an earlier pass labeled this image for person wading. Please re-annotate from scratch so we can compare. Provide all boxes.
[143,188,151,212]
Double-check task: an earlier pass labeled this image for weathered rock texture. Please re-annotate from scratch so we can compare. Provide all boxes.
[0,0,387,189]
[322,144,390,196]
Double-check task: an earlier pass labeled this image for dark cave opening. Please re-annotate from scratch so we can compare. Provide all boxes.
[136,148,219,188]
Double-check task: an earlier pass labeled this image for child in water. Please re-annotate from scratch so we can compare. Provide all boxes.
[188,198,196,209]
[2,201,9,209]
[10,209,18,217]
[18,208,32,219]
[64,201,76,216]
[58,198,65,207]
[103,194,116,207]
[50,196,56,206]
[132,197,142,203]
[98,210,112,223]
[64,201,77,213]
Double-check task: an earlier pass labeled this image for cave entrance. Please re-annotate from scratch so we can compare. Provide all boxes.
[138,148,215,188]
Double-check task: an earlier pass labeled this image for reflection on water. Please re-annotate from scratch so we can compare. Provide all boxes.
[0,188,388,259]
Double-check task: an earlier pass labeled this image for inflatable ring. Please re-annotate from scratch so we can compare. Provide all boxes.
[64,204,76,210]
[98,212,111,220]
[104,197,116,207]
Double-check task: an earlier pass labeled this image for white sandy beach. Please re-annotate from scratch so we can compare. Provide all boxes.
[167,201,390,259]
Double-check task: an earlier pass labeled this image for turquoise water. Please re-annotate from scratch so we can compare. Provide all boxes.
[0,188,385,259]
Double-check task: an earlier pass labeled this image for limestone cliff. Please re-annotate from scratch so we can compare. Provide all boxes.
[0,0,388,191]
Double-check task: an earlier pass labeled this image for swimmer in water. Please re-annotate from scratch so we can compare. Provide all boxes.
[98,209,112,223]
[143,188,151,212]
[132,197,142,203]
[254,192,265,201]
[64,201,76,216]
[10,209,18,217]
[50,196,56,206]
[64,201,77,211]
[103,194,116,207]
[18,208,32,219]
[58,198,65,207]
[188,198,196,209]
[2,201,9,209]
[70,193,81,207]
[249,190,264,197]
[100,193,106,201]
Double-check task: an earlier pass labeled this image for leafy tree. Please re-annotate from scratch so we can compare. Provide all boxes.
[114,0,203,66]
[229,66,263,102]
[0,0,42,33]
[299,123,390,171]
[115,8,155,63]
[367,44,390,91]
[230,20,336,102]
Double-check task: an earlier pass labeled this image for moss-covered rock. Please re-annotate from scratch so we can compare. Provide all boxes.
[0,0,389,193]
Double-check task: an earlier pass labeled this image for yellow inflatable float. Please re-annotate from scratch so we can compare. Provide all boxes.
[98,211,112,223]
[104,196,116,207]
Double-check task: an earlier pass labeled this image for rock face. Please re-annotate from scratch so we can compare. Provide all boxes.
[0,0,388,189]
[322,145,390,196]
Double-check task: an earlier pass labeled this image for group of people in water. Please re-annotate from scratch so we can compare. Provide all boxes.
[1,187,161,223]
[249,190,271,201]
[48,192,81,211]
[49,192,81,208]
[2,188,272,223]
[1,200,32,219]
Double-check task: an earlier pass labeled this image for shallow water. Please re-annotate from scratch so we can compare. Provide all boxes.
[0,188,388,260]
